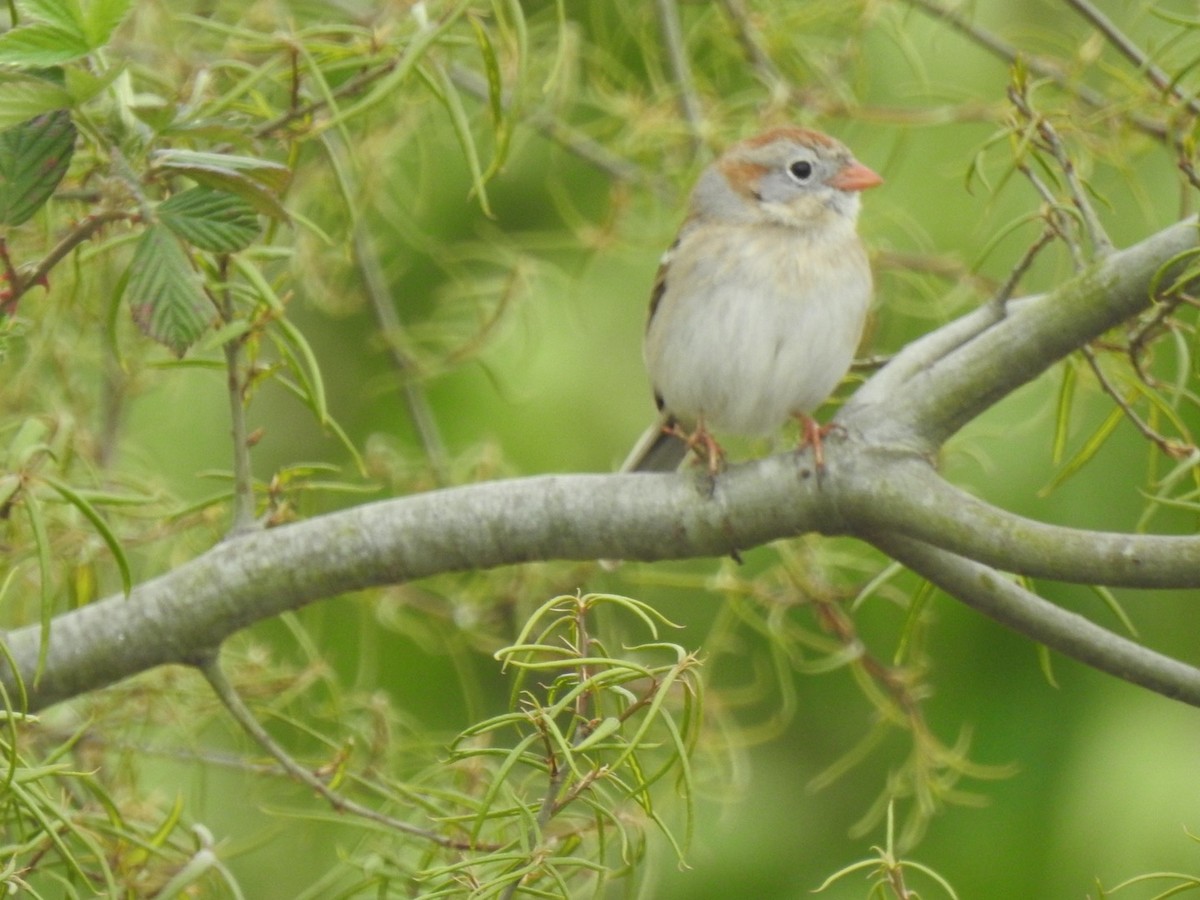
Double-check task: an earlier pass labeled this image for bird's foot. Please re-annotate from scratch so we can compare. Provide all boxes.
[664,420,726,475]
[795,414,843,471]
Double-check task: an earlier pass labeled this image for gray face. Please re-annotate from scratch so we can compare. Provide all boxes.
[752,141,857,216]
[689,133,863,231]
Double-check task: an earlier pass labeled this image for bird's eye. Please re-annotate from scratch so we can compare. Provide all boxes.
[788,159,814,182]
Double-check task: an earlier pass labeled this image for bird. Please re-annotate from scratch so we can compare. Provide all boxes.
[621,126,881,475]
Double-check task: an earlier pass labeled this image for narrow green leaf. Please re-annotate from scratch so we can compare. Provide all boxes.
[315,3,469,132]
[8,415,52,466]
[124,225,213,357]
[1038,402,1125,496]
[1089,584,1139,638]
[425,62,493,216]
[0,474,20,510]
[0,75,73,129]
[23,492,54,682]
[470,732,541,843]
[0,109,77,226]
[572,717,622,752]
[1035,642,1059,689]
[1051,361,1076,465]
[158,187,260,253]
[894,576,935,666]
[470,13,504,127]
[42,475,132,596]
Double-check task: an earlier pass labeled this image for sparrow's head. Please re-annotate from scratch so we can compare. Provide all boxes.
[691,127,882,232]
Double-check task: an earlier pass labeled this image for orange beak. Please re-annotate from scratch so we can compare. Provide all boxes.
[829,161,883,192]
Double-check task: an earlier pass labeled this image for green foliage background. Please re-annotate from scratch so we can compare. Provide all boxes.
[1,0,1198,897]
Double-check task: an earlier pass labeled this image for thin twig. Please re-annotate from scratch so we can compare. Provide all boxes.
[902,0,1169,140]
[1015,161,1086,269]
[1126,292,1192,385]
[1080,344,1193,459]
[1064,0,1200,118]
[197,651,487,851]
[217,258,259,536]
[654,0,706,143]
[351,217,451,484]
[1035,119,1114,257]
[448,66,674,200]
[1009,82,1112,260]
[989,225,1057,313]
[321,133,451,484]
[716,0,783,88]
[873,532,1200,708]
[17,210,133,302]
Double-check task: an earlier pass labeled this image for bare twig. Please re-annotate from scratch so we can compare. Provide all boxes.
[872,533,1200,708]
[1015,161,1086,269]
[449,66,674,200]
[990,225,1057,312]
[654,0,706,142]
[1064,0,1200,118]
[1126,292,1193,384]
[1035,121,1114,257]
[1009,83,1113,259]
[902,0,1169,140]
[351,217,451,484]
[716,0,782,88]
[216,258,259,536]
[321,133,451,484]
[15,211,132,303]
[198,652,489,851]
[1080,344,1193,459]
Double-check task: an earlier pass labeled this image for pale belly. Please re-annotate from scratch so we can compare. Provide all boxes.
[644,227,871,435]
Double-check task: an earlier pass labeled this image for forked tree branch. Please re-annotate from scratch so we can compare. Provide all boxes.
[2,219,1198,711]
[872,534,1200,706]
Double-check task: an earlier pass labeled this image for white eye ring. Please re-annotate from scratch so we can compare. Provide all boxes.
[788,159,814,182]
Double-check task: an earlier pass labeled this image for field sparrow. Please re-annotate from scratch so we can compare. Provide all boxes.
[622,126,881,474]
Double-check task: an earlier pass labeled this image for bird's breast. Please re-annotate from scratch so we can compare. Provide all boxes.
[643,223,871,435]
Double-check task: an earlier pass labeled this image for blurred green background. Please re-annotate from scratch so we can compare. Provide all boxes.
[41,0,1200,896]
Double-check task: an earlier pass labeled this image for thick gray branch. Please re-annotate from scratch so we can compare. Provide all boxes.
[3,218,1199,713]
[837,454,1200,588]
[0,458,830,710]
[843,217,1200,449]
[4,443,1200,711]
[873,534,1200,707]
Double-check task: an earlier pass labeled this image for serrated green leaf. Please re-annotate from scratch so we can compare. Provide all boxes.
[158,187,260,253]
[124,225,212,356]
[21,0,85,32]
[0,23,91,66]
[3,0,130,57]
[150,149,291,192]
[80,0,134,47]
[150,149,291,220]
[63,61,124,104]
[0,110,77,226]
[0,76,73,129]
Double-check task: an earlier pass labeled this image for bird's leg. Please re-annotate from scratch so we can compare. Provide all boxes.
[664,419,726,474]
[794,414,842,470]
